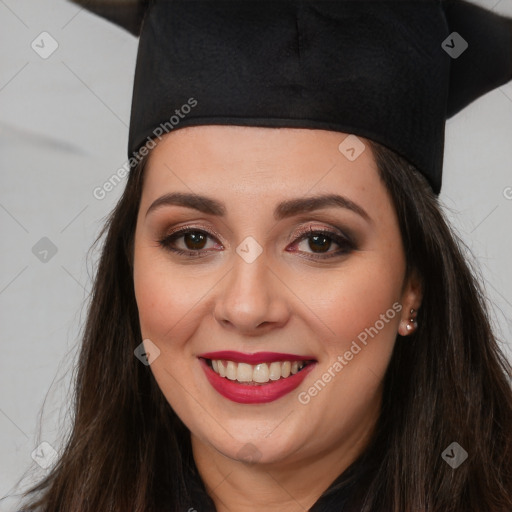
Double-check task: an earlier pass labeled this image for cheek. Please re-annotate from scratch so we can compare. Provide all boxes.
[299,259,404,351]
[292,259,404,442]
[135,279,203,353]
[133,245,201,344]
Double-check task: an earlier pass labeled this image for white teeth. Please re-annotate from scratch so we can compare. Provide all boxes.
[253,363,269,383]
[226,361,237,380]
[269,361,282,381]
[209,359,307,383]
[237,363,253,382]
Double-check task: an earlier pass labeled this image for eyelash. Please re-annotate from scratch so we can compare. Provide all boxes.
[157,225,356,260]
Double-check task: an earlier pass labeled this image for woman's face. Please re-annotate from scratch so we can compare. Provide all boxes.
[133,125,420,468]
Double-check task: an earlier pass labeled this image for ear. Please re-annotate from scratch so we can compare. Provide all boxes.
[398,268,423,336]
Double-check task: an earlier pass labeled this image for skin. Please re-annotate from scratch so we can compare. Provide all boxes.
[132,125,422,511]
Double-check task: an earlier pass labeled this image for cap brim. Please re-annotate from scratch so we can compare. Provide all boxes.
[68,0,148,36]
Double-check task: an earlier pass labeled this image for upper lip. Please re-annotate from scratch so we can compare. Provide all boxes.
[198,351,316,365]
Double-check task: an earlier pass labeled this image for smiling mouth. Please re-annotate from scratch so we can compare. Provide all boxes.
[202,358,315,385]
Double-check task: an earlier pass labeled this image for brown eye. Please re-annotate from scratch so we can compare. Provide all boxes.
[306,233,332,253]
[182,231,208,250]
[158,229,221,257]
[292,228,355,260]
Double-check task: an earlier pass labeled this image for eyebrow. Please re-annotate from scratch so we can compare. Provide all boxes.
[145,192,372,223]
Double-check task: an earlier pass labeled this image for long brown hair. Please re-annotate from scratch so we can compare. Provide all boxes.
[18,139,512,511]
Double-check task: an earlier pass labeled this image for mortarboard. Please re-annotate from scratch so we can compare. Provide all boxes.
[71,0,512,194]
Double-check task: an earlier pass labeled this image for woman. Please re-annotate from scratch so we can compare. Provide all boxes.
[20,0,512,511]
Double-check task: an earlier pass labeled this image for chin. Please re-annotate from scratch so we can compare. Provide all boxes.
[195,423,306,466]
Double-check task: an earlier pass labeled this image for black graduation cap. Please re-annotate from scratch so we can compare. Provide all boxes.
[72,0,512,194]
[70,0,149,36]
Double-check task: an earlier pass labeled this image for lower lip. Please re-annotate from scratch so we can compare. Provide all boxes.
[200,359,316,404]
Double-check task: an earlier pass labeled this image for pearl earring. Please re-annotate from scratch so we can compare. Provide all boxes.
[405,308,418,332]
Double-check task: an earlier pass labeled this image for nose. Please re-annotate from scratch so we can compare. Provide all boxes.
[213,251,291,335]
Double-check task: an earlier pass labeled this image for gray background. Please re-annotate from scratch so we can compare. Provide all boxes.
[1,0,511,509]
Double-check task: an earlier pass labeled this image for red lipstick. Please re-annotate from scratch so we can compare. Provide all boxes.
[198,352,316,404]
[199,351,315,364]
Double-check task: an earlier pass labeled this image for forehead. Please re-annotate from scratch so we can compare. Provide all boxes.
[141,125,391,218]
